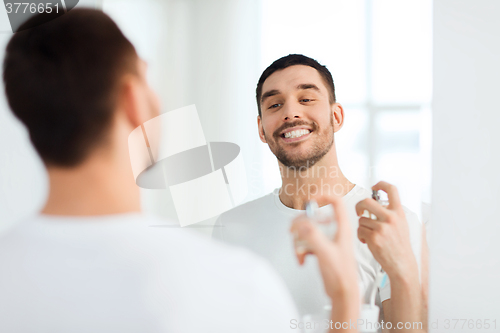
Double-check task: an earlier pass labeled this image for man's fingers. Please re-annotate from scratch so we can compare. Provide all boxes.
[372,181,401,209]
[290,218,329,251]
[358,217,382,231]
[296,251,307,265]
[310,194,350,243]
[290,215,310,234]
[357,225,373,244]
[290,218,311,265]
[355,198,390,221]
[290,217,336,263]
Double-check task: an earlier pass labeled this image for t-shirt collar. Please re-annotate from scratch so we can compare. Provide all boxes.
[272,184,360,215]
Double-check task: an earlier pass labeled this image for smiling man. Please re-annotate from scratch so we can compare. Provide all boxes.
[213,54,424,324]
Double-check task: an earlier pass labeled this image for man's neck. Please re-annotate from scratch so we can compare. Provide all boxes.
[42,153,141,216]
[278,150,355,210]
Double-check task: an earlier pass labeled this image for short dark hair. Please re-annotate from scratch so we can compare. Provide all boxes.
[256,54,336,117]
[3,8,138,167]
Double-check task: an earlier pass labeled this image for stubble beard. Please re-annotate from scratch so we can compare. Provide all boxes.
[264,112,335,170]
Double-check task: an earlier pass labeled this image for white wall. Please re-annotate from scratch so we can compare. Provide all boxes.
[431,1,500,331]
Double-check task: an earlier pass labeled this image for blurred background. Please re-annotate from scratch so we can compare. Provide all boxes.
[0,0,432,234]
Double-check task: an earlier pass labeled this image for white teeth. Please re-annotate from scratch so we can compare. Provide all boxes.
[284,129,310,139]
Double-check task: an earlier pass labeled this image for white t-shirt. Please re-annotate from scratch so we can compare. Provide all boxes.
[0,213,299,333]
[213,185,422,317]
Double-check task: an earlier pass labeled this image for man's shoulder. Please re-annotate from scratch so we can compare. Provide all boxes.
[0,215,299,330]
[342,185,372,211]
[0,213,276,281]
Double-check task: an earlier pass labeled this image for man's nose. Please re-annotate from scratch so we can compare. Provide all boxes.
[282,103,301,121]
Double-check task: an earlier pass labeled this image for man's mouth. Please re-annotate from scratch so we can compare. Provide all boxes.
[283,129,310,138]
[280,128,312,142]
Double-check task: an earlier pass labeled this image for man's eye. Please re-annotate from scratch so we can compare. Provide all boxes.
[301,99,312,103]
[269,103,282,109]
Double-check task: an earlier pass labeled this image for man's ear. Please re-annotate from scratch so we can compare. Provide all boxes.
[117,75,148,129]
[332,103,345,133]
[257,115,267,143]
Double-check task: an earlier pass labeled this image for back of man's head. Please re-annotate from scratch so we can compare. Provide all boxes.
[3,8,138,167]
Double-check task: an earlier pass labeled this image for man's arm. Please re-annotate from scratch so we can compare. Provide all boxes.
[381,225,429,333]
[357,182,425,332]
[381,270,423,332]
[291,194,359,332]
[382,300,392,333]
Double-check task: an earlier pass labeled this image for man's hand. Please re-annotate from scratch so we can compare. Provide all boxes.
[356,181,418,279]
[290,194,360,332]
[290,194,358,300]
[357,181,423,331]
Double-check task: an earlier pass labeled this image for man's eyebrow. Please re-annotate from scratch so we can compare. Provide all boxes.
[297,83,321,92]
[261,89,281,103]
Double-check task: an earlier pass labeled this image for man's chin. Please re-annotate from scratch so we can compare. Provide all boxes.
[278,155,318,169]
[275,146,331,169]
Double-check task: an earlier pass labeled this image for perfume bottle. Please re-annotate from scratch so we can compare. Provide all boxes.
[372,189,389,207]
[362,190,390,220]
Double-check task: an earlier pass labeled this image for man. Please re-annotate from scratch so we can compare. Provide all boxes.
[213,54,424,326]
[0,9,302,332]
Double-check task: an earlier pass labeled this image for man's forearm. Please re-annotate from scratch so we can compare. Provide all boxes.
[387,265,423,331]
[328,288,359,332]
